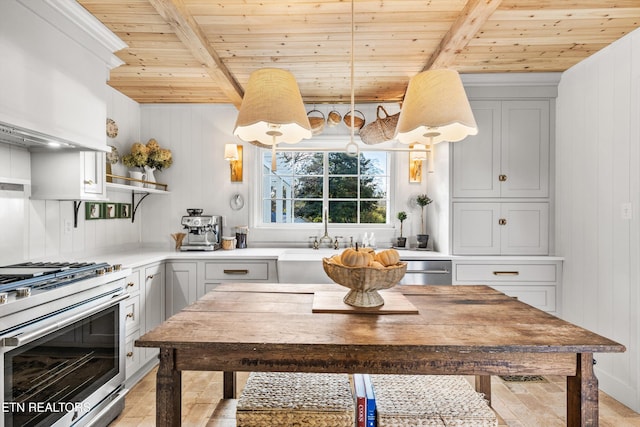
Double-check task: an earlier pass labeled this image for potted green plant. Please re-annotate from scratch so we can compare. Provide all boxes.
[415,194,433,249]
[396,211,407,247]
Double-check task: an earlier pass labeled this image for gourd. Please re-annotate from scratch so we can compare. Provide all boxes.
[374,249,400,267]
[340,247,373,267]
[370,261,385,269]
[329,254,343,265]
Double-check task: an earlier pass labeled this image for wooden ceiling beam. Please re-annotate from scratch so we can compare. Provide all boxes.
[147,0,244,107]
[424,0,503,71]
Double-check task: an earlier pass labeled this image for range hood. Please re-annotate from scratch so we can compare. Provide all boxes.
[0,121,94,151]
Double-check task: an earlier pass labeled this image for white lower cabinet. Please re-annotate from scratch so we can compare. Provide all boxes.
[125,329,141,380]
[453,260,562,314]
[165,261,198,316]
[453,202,549,255]
[142,262,165,364]
[201,259,277,294]
[123,268,141,382]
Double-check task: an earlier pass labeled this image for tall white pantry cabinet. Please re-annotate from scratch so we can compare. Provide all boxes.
[452,98,552,255]
[449,80,561,316]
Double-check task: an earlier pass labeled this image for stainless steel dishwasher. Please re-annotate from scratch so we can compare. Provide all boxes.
[398,259,452,285]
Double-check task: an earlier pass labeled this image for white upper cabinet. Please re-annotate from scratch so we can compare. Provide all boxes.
[453,100,550,198]
[30,151,107,201]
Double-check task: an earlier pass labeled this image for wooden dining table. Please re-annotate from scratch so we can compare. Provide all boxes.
[135,283,625,427]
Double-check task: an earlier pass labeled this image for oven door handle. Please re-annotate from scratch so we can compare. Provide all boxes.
[2,292,129,348]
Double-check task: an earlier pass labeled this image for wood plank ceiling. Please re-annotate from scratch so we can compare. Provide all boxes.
[78,0,640,107]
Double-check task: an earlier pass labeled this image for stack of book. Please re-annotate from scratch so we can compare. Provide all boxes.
[353,374,376,427]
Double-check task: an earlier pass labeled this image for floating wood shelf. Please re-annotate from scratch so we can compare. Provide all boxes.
[106,173,168,191]
[106,174,170,223]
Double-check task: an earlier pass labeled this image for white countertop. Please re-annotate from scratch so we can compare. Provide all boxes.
[70,246,562,269]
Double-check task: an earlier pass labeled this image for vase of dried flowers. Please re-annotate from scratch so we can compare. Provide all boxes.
[122,138,172,188]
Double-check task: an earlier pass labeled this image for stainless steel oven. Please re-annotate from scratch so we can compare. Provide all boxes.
[0,262,130,427]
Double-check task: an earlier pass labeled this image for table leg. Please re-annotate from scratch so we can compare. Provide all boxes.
[157,348,182,427]
[567,353,598,427]
[223,371,236,399]
[475,375,492,406]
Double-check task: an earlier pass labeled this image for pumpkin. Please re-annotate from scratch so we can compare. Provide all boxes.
[340,248,373,267]
[370,261,385,269]
[329,254,343,265]
[375,249,400,267]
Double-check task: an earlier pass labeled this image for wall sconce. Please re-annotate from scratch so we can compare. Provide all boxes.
[409,144,427,182]
[224,143,243,182]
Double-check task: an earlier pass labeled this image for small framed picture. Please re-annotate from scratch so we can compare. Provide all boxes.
[118,203,132,219]
[105,203,118,219]
[86,202,104,220]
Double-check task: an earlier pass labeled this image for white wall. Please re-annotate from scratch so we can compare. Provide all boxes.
[556,27,640,411]
[137,103,436,249]
[0,87,141,264]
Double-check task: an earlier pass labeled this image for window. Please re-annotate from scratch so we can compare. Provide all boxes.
[262,150,389,224]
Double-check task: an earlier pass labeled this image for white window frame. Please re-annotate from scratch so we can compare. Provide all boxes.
[249,141,397,232]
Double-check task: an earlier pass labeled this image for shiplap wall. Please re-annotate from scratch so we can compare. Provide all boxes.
[556,27,640,411]
[0,87,141,264]
[137,103,435,249]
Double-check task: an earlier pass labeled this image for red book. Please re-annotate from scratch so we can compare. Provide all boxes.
[353,374,366,427]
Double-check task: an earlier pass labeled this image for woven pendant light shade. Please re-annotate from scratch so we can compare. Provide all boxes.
[233,68,312,145]
[395,69,477,144]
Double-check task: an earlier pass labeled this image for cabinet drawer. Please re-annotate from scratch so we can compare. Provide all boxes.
[490,285,556,313]
[125,329,141,380]
[124,269,141,295]
[455,264,556,282]
[205,261,270,281]
[124,294,140,332]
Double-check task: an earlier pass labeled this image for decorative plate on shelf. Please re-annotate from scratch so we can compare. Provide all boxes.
[106,118,118,138]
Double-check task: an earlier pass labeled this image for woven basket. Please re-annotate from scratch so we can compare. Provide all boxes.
[307,109,325,136]
[371,375,497,427]
[360,105,400,145]
[322,258,407,307]
[343,109,365,133]
[237,372,354,427]
[327,110,342,127]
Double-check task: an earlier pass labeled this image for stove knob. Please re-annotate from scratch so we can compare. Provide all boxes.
[16,287,31,298]
[96,269,106,276]
[105,266,113,273]
[0,292,7,304]
[113,264,122,271]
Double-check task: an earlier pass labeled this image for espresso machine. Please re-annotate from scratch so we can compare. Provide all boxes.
[180,209,222,251]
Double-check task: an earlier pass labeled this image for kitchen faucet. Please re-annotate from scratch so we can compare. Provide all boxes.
[319,208,332,247]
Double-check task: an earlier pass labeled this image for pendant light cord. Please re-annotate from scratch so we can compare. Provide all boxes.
[350,0,355,140]
[345,0,358,157]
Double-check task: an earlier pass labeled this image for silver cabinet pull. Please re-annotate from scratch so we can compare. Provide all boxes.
[223,269,249,275]
[498,174,507,182]
[126,282,135,288]
[498,218,507,226]
[493,271,520,276]
[126,351,134,358]
[146,274,155,280]
[126,312,134,319]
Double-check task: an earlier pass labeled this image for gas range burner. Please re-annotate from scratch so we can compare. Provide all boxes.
[0,261,119,295]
